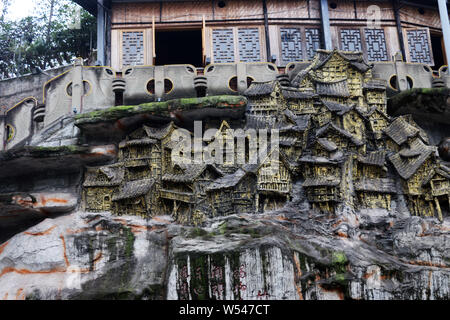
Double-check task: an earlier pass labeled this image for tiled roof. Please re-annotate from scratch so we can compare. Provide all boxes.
[388,139,437,180]
[303,177,341,187]
[355,178,397,193]
[357,151,386,167]
[206,169,255,191]
[315,79,350,98]
[244,81,277,97]
[112,179,156,201]
[83,165,125,187]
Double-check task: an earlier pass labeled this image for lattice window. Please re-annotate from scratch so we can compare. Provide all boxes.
[212,29,235,63]
[406,29,433,65]
[305,28,321,60]
[280,28,303,64]
[340,29,362,52]
[238,28,261,62]
[122,31,145,66]
[364,29,388,62]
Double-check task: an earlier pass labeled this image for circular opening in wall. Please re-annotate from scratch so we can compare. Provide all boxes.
[423,65,432,73]
[389,75,399,91]
[66,81,91,97]
[6,124,15,142]
[288,64,296,72]
[105,68,115,76]
[406,76,414,89]
[125,68,133,76]
[218,1,226,8]
[247,76,254,88]
[147,79,155,95]
[229,76,238,92]
[330,2,337,9]
[418,8,425,15]
[164,79,174,94]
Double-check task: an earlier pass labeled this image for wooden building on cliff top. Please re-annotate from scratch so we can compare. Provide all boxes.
[74,0,450,71]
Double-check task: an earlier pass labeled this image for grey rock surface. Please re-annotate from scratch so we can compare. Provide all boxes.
[0,208,448,300]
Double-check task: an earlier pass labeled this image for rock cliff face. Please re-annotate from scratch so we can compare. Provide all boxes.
[0,208,448,300]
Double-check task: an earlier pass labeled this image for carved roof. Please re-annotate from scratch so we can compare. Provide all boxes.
[143,122,178,140]
[244,81,277,97]
[355,178,397,193]
[112,179,156,201]
[320,99,353,115]
[365,106,391,120]
[83,165,125,187]
[316,122,364,147]
[303,177,341,187]
[162,164,223,183]
[280,110,311,131]
[206,169,255,191]
[313,49,372,73]
[281,88,317,99]
[363,79,387,91]
[317,138,338,152]
[388,139,437,180]
[422,165,450,187]
[119,138,158,149]
[315,79,350,98]
[357,151,386,167]
[298,154,343,164]
[384,117,421,146]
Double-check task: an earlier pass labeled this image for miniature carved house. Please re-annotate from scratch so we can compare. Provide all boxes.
[206,169,257,217]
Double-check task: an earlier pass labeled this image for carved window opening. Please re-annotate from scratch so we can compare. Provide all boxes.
[406,28,433,65]
[340,29,362,52]
[280,28,303,65]
[238,28,261,62]
[364,29,389,62]
[212,29,235,63]
[122,31,145,67]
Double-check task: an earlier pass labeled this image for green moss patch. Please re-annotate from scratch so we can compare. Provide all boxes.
[75,95,247,125]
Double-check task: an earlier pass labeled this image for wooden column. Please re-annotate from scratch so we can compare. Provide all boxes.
[263,0,271,61]
[97,0,106,66]
[393,0,406,60]
[438,0,450,70]
[320,0,332,50]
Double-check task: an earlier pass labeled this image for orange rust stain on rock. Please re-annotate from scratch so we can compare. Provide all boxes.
[293,254,302,278]
[39,196,69,206]
[0,241,9,256]
[16,288,25,300]
[0,266,67,278]
[93,252,103,270]
[24,225,57,237]
[60,235,70,267]
[408,260,449,268]
[294,283,304,300]
[363,270,376,280]
[332,220,343,228]
[318,285,345,300]
[152,217,171,224]
[337,231,348,238]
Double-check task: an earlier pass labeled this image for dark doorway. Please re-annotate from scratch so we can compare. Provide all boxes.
[155,30,203,67]
[431,34,446,70]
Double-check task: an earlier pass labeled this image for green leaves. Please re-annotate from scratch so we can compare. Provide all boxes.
[0,0,96,79]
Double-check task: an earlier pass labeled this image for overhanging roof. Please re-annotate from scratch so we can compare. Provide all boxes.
[72,0,447,17]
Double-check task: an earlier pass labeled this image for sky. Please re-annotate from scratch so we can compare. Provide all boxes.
[5,0,36,20]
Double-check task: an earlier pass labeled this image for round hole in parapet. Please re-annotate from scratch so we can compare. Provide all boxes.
[207,66,215,73]
[164,79,174,94]
[83,81,91,96]
[125,68,133,76]
[186,66,195,73]
[229,76,238,92]
[288,64,296,71]
[418,8,425,15]
[105,68,114,76]
[247,76,254,88]
[406,76,414,89]
[267,64,276,72]
[330,2,338,9]
[218,1,226,8]
[389,75,399,91]
[147,79,155,95]
[423,65,432,73]
[6,124,15,142]
[66,82,73,96]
